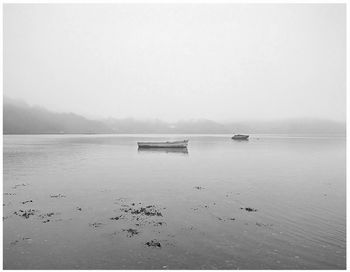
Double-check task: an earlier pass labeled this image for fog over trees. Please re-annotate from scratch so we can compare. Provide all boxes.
[4,97,345,135]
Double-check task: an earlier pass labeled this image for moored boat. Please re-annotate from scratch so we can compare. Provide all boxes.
[137,140,189,148]
[138,147,188,154]
[232,134,249,140]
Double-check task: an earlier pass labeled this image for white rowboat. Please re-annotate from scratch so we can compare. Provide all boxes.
[138,147,188,154]
[137,140,189,148]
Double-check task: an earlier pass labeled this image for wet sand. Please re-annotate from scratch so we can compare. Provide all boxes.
[3,135,346,269]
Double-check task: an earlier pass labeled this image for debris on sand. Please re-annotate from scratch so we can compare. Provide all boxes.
[114,201,168,236]
[122,205,163,217]
[123,228,139,237]
[256,222,273,227]
[194,186,205,190]
[10,237,33,245]
[12,183,27,189]
[42,219,50,223]
[10,240,19,245]
[21,200,33,204]
[229,218,236,221]
[38,212,55,219]
[22,237,33,244]
[153,221,166,226]
[76,207,82,211]
[240,207,258,212]
[14,209,37,219]
[50,194,66,198]
[145,239,162,248]
[89,222,103,228]
[4,193,16,196]
[110,216,123,220]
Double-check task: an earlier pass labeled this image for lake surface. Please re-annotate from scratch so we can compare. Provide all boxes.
[3,134,346,269]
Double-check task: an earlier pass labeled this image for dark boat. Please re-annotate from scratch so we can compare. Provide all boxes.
[232,134,249,140]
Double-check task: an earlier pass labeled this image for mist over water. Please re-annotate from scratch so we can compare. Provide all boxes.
[3,135,345,269]
[4,4,346,122]
[3,3,346,270]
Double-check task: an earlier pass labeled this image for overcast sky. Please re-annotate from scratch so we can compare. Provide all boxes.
[4,4,346,122]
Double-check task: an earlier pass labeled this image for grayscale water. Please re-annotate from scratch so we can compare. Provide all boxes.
[3,135,346,269]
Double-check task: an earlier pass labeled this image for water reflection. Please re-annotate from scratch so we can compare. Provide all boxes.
[3,135,345,269]
[231,138,250,142]
[138,147,188,155]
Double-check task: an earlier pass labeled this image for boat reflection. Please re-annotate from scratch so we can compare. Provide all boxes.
[138,147,188,155]
[232,138,249,142]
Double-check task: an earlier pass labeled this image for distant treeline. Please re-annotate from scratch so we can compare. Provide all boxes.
[3,97,346,135]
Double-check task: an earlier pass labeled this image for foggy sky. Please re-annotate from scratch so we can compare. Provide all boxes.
[4,4,346,122]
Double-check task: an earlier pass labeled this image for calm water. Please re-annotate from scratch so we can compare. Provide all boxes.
[3,134,346,269]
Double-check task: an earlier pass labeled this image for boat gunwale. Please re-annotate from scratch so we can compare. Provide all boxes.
[137,140,189,145]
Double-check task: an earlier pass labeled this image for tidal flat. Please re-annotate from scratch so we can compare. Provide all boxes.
[3,134,346,269]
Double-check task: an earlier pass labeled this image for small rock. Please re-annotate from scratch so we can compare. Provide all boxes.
[89,222,103,228]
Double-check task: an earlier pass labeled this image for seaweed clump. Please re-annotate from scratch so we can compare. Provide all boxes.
[145,239,162,248]
[240,207,258,212]
[123,228,139,237]
[14,209,37,219]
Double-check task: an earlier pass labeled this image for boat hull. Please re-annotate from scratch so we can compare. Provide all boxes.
[137,140,189,148]
[138,147,188,154]
[232,135,249,140]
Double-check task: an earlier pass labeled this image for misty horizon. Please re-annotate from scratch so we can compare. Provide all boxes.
[4,96,345,135]
[3,95,346,125]
[4,4,346,123]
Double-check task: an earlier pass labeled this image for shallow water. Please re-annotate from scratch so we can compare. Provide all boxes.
[3,134,346,269]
